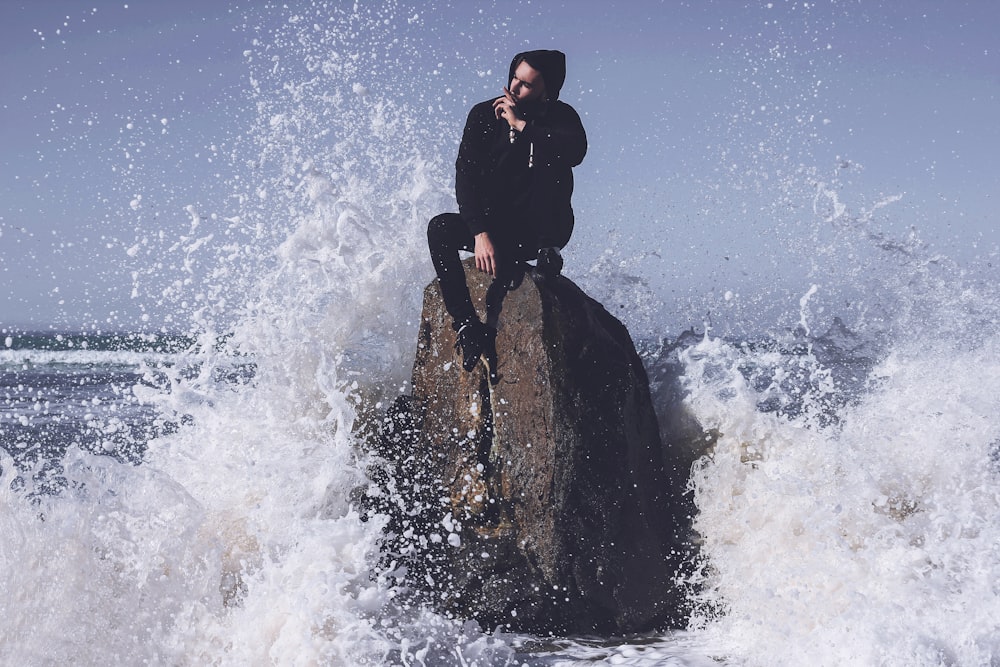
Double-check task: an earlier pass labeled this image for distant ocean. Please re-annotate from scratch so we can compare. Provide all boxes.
[0,332,189,466]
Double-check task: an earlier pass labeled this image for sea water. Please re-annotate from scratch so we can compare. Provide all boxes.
[4,3,1000,666]
[8,317,1000,665]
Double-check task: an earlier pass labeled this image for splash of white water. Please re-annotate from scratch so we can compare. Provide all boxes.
[680,332,1000,666]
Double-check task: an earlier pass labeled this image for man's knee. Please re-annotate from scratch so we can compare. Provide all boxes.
[427,213,452,240]
[428,213,470,253]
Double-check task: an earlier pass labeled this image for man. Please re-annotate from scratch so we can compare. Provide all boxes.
[427,49,588,375]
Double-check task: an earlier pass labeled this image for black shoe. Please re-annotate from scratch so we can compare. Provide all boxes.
[535,247,563,278]
[455,320,496,372]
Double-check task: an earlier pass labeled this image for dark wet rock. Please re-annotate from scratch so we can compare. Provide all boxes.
[365,259,694,635]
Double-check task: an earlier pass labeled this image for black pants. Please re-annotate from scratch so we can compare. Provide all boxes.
[427,213,534,329]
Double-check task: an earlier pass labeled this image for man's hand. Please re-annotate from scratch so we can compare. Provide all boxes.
[474,232,498,277]
[493,88,527,132]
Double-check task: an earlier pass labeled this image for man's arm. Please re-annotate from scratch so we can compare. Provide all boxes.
[455,102,495,237]
[493,91,586,168]
[456,102,505,276]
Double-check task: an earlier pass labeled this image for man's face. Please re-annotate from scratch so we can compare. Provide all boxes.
[509,61,546,103]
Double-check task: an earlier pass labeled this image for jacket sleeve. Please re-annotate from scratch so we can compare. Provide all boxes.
[455,103,496,237]
[520,102,587,168]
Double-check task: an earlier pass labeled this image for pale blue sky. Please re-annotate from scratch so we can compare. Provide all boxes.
[2,1,997,332]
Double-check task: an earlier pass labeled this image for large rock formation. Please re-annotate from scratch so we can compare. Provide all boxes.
[364,259,693,635]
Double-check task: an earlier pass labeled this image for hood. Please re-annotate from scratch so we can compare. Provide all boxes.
[508,50,567,101]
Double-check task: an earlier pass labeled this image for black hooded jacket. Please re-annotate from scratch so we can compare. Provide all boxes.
[455,50,587,253]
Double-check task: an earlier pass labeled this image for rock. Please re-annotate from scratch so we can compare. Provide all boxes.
[365,259,693,635]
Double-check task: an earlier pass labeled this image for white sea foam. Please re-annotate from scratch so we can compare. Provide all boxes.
[680,333,1000,666]
[0,347,184,370]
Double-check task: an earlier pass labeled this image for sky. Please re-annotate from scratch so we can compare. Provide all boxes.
[2,0,998,333]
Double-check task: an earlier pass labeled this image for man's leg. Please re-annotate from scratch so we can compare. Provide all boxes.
[484,260,528,328]
[428,213,505,380]
[427,213,478,329]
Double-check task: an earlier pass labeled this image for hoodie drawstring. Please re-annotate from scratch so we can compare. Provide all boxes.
[509,128,534,169]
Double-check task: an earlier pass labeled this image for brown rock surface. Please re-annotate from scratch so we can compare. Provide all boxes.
[365,259,692,634]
